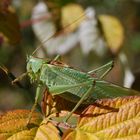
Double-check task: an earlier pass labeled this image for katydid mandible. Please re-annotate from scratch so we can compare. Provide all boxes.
[17,55,140,123]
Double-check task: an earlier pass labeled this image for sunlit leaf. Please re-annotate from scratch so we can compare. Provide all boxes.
[63,96,140,140]
[34,120,61,140]
[98,15,124,54]
[61,3,85,33]
[0,3,21,45]
[0,110,61,140]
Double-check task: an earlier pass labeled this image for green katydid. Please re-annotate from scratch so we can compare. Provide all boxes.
[11,10,140,124]
[13,55,140,123]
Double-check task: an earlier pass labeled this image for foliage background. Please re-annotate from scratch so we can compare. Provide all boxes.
[0,0,140,114]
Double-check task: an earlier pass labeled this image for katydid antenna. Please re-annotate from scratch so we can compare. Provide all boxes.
[31,10,88,56]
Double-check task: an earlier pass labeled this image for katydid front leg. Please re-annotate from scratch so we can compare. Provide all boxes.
[53,55,61,61]
[0,65,25,88]
[12,72,28,84]
[27,84,42,125]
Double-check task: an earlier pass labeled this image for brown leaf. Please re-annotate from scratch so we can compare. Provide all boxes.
[0,3,21,45]
[63,96,140,140]
[41,88,89,117]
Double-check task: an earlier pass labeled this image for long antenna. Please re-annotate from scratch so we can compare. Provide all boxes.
[32,11,86,55]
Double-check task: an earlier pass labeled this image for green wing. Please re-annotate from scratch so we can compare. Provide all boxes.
[92,80,140,100]
[40,64,93,102]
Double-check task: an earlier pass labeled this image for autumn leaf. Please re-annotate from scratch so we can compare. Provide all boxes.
[61,3,85,33]
[98,15,124,54]
[41,88,89,117]
[34,120,61,140]
[0,110,61,140]
[63,96,140,140]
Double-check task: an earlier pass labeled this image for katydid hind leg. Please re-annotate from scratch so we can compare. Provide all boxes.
[88,60,114,79]
[100,60,114,79]
[27,84,42,125]
[64,85,94,123]
[88,60,114,75]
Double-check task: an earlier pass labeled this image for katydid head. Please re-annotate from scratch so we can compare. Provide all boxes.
[26,56,47,82]
[27,56,49,73]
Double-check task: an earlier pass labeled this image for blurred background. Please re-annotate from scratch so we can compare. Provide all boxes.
[0,0,140,113]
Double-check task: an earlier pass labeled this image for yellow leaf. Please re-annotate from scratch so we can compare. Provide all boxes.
[0,6,21,45]
[34,120,61,140]
[63,96,140,140]
[98,15,124,54]
[0,110,61,140]
[61,3,85,33]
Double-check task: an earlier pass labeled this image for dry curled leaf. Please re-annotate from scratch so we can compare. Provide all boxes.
[63,96,140,140]
[41,88,89,117]
[0,110,61,140]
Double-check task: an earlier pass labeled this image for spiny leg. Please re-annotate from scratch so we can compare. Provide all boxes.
[88,60,114,75]
[12,72,28,84]
[50,55,61,65]
[99,60,114,79]
[27,84,42,124]
[53,55,61,61]
[64,83,95,123]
